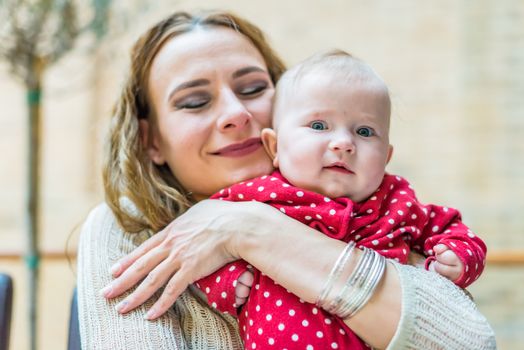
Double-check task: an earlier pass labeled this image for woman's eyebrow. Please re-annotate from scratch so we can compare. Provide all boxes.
[168,78,210,101]
[232,66,266,79]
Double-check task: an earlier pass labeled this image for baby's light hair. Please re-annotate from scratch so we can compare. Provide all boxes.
[272,49,390,128]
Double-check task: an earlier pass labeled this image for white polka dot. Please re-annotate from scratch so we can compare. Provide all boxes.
[367,209,373,214]
[249,319,254,326]
[270,192,277,199]
[316,331,324,338]
[422,208,428,215]
[391,198,398,204]
[212,302,217,308]
[257,186,264,192]
[312,307,318,315]
[282,183,290,187]
[261,175,267,180]
[324,197,331,202]
[302,319,309,327]
[307,346,314,350]
[278,323,285,331]
[372,239,379,246]
[411,214,417,220]
[270,177,277,181]
[444,207,449,212]
[289,309,295,316]
[432,225,439,232]
[205,287,210,293]
[316,214,322,219]
[370,196,377,200]
[402,249,407,255]
[388,218,395,224]
[397,210,404,215]
[246,182,253,187]
[215,276,221,283]
[268,338,275,345]
[264,291,270,298]
[467,249,473,256]
[266,314,272,321]
[251,342,256,349]
[221,292,227,299]
[296,191,304,197]
[229,265,236,271]
[256,305,260,312]
[355,235,361,240]
[255,284,260,290]
[377,229,382,234]
[400,191,407,195]
[385,210,390,215]
[430,212,436,218]
[406,202,412,207]
[257,328,263,335]
[305,216,312,220]
[466,265,469,272]
[238,194,244,199]
[324,318,332,324]
[339,328,346,335]
[329,209,336,215]
[291,334,299,341]
[276,299,282,307]
[310,203,316,208]
[468,232,475,238]
[387,233,394,239]
[388,242,394,247]
[331,342,339,349]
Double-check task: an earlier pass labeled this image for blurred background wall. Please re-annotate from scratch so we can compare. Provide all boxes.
[1,0,523,348]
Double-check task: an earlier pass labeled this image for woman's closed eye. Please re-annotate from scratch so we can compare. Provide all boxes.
[174,93,211,110]
[356,126,375,137]
[237,81,269,97]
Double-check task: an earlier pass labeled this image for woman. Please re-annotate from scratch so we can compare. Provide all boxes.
[78,10,496,349]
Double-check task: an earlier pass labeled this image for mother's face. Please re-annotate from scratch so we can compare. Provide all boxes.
[145,27,275,200]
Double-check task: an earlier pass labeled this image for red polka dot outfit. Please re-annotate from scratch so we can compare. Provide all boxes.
[196,171,486,349]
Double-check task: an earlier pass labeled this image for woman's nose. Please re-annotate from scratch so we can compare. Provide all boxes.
[216,91,251,132]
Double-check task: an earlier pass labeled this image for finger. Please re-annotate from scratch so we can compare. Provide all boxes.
[433,244,449,255]
[111,229,168,277]
[102,244,169,298]
[237,271,254,287]
[235,295,247,307]
[235,284,251,299]
[115,256,178,314]
[436,250,462,266]
[145,268,192,320]
[433,261,461,281]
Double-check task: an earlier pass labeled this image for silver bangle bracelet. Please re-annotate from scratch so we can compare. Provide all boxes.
[321,247,387,319]
[316,241,356,308]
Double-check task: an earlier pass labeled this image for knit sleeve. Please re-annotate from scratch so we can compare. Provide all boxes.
[386,261,496,350]
[77,203,243,350]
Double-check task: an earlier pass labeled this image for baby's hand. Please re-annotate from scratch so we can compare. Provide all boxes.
[428,244,464,282]
[235,270,254,307]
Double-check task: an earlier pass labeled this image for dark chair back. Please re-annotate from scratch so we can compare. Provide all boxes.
[68,288,81,350]
[0,273,13,350]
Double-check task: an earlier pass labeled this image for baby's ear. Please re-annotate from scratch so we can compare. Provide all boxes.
[261,128,279,167]
[139,119,166,165]
[386,144,394,165]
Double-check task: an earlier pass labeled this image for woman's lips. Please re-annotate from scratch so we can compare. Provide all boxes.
[211,137,263,157]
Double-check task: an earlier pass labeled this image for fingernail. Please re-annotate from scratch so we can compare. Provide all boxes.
[116,300,128,313]
[99,285,113,298]
[110,263,121,276]
[145,308,157,320]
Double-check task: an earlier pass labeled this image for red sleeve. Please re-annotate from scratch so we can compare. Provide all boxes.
[415,204,487,288]
[194,260,250,315]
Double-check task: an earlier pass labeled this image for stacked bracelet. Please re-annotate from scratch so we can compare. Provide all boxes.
[316,243,387,319]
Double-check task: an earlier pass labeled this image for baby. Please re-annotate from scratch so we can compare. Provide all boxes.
[196,50,487,349]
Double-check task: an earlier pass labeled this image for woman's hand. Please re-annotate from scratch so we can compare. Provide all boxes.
[100,199,260,319]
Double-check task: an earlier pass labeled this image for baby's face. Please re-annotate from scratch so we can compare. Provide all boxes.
[273,72,392,202]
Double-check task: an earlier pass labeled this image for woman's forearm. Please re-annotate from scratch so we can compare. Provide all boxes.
[235,203,401,348]
[235,203,495,350]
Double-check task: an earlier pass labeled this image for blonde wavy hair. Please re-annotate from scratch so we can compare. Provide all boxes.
[103,10,286,233]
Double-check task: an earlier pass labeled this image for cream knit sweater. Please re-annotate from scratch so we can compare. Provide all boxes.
[78,203,496,349]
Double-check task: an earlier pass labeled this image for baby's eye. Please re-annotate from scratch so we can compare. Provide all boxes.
[310,121,328,130]
[356,127,375,137]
